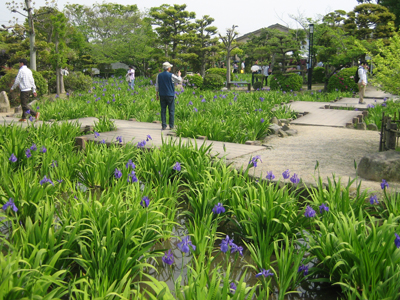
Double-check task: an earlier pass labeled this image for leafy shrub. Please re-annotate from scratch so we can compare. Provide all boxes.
[270,73,302,92]
[313,67,327,84]
[0,69,47,106]
[203,74,224,90]
[206,68,232,81]
[253,81,263,90]
[327,67,359,92]
[151,74,158,83]
[32,70,48,96]
[185,74,203,88]
[114,68,128,78]
[64,72,92,93]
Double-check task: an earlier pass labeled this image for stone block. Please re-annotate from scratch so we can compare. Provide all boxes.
[75,136,88,150]
[278,129,288,137]
[367,123,378,131]
[14,106,22,113]
[129,118,136,121]
[357,122,367,130]
[281,124,290,131]
[197,136,207,140]
[0,91,11,113]
[270,116,279,125]
[245,141,256,145]
[353,117,359,124]
[346,122,353,128]
[269,124,281,134]
[357,150,400,182]
[285,129,298,136]
[152,120,161,124]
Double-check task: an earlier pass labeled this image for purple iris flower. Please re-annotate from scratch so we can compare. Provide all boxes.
[177,236,196,253]
[25,149,32,158]
[304,205,316,218]
[146,135,152,141]
[141,196,150,208]
[173,162,181,171]
[249,155,262,167]
[266,171,275,180]
[127,171,138,183]
[395,233,400,248]
[282,169,290,179]
[298,264,309,276]
[255,269,274,278]
[9,154,17,163]
[40,146,47,153]
[137,140,146,148]
[290,173,300,184]
[116,136,123,143]
[319,203,329,213]
[40,175,54,186]
[114,168,122,179]
[220,235,234,253]
[212,203,225,214]
[94,132,100,138]
[231,244,244,256]
[2,198,18,212]
[26,109,30,114]
[126,159,135,169]
[194,107,198,112]
[381,179,389,190]
[230,282,237,293]
[162,249,174,265]
[369,195,378,205]
[30,143,37,151]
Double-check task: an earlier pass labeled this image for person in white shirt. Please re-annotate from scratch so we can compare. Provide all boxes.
[127,66,135,90]
[358,61,368,104]
[241,61,245,73]
[251,61,260,86]
[10,58,39,122]
[61,67,69,76]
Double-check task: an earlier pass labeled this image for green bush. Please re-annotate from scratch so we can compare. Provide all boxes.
[327,67,359,92]
[114,68,127,78]
[270,73,303,92]
[185,74,203,89]
[0,69,47,106]
[313,67,327,84]
[203,74,224,90]
[206,68,232,81]
[64,72,92,93]
[253,81,263,90]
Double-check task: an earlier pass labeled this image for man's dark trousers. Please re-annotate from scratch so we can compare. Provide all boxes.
[20,91,37,119]
[160,96,175,129]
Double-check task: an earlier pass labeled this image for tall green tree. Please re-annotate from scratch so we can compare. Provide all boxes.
[188,15,219,76]
[64,3,154,74]
[219,25,239,84]
[150,4,196,68]
[357,0,400,28]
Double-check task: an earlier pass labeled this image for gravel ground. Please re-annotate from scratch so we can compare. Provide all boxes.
[230,125,400,195]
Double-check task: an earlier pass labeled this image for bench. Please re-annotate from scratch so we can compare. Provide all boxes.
[227,81,251,91]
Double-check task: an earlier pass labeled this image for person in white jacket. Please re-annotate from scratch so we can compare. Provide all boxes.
[358,61,368,104]
[10,58,39,122]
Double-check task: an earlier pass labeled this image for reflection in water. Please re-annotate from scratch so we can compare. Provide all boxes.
[148,214,342,300]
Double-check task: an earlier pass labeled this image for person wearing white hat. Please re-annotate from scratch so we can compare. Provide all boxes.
[155,62,182,130]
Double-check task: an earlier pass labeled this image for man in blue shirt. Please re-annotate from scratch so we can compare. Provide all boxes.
[155,62,182,130]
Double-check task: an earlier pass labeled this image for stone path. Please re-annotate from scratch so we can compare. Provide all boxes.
[0,86,398,195]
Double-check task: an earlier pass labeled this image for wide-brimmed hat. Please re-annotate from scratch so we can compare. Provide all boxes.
[162,62,173,68]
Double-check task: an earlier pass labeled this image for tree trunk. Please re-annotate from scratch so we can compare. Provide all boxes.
[55,36,60,95]
[60,72,65,94]
[26,0,36,71]
[226,51,231,85]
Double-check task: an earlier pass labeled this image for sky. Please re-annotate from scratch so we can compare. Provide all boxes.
[0,0,358,36]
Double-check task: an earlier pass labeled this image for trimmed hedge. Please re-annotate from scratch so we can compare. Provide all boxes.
[313,67,327,84]
[64,72,92,93]
[114,68,128,78]
[203,74,224,90]
[270,73,303,92]
[185,74,203,89]
[327,67,359,92]
[206,68,232,81]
